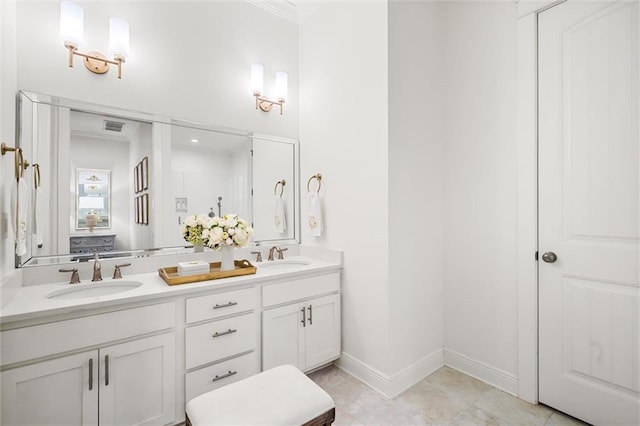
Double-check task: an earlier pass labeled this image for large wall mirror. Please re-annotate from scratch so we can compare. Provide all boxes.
[16,91,300,267]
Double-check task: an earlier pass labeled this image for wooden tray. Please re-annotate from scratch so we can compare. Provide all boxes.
[158,260,256,285]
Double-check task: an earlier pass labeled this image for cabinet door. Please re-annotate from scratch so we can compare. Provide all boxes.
[1,350,99,426]
[262,302,305,370]
[305,294,341,370]
[99,333,175,426]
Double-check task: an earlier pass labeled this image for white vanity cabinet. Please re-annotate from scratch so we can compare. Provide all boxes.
[262,273,341,372]
[0,303,176,426]
[183,287,259,401]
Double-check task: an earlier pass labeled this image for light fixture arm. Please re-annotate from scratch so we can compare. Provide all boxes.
[65,42,125,79]
[254,93,284,115]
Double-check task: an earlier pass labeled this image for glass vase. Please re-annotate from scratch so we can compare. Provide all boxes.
[220,245,235,271]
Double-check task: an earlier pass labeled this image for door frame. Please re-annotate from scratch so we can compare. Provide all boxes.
[516,0,567,405]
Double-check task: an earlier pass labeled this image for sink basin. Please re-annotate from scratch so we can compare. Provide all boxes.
[47,281,143,300]
[258,258,311,271]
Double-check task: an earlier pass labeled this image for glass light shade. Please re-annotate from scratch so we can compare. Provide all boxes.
[109,17,130,59]
[251,64,264,95]
[275,71,288,102]
[60,1,84,46]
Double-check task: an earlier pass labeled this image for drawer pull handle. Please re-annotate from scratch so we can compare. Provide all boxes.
[301,307,306,327]
[89,358,94,390]
[212,328,237,338]
[212,370,237,382]
[105,355,109,386]
[213,302,238,310]
[308,305,313,325]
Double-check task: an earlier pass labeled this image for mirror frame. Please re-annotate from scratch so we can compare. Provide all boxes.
[17,90,300,267]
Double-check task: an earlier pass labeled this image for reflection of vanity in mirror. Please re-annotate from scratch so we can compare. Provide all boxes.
[17,91,300,267]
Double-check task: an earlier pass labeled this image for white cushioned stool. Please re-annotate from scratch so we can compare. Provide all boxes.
[186,364,335,426]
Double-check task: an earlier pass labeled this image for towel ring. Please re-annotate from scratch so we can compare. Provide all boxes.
[274,179,286,197]
[307,173,322,193]
[33,163,41,188]
[1,143,24,182]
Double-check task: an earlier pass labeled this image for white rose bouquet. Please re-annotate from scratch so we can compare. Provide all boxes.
[205,213,254,250]
[180,214,212,246]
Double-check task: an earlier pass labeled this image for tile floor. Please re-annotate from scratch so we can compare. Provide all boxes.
[308,365,588,426]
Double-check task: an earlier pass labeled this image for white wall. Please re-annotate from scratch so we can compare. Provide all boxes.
[15,1,298,137]
[298,1,391,374]
[0,1,19,285]
[299,0,521,393]
[442,3,519,382]
[388,1,446,374]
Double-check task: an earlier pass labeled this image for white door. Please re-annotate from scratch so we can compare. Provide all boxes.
[262,302,306,370]
[99,333,175,426]
[539,2,640,425]
[0,350,99,425]
[305,294,341,370]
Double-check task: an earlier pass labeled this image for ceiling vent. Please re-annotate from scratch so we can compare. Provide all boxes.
[104,120,125,132]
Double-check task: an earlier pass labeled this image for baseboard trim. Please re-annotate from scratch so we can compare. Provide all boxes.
[444,348,518,396]
[335,349,444,399]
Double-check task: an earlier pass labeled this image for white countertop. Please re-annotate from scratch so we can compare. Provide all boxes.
[0,256,341,325]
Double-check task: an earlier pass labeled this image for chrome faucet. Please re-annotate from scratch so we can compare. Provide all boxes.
[92,253,103,282]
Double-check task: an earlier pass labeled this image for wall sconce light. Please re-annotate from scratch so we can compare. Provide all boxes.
[251,64,288,115]
[60,1,130,79]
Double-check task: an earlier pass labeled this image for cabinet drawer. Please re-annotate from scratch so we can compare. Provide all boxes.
[185,313,256,369]
[262,272,340,308]
[1,302,175,366]
[186,287,256,324]
[185,352,258,401]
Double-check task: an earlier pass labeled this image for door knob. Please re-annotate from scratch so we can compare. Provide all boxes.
[541,252,557,263]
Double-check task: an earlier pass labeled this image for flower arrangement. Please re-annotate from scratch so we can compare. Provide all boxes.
[205,214,254,250]
[180,214,211,247]
[181,213,253,249]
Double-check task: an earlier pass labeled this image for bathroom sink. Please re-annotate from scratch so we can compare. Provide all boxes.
[258,258,311,271]
[47,281,143,300]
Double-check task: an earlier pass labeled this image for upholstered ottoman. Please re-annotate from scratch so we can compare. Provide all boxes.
[185,364,335,425]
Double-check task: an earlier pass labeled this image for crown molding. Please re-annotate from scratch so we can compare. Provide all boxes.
[246,0,298,24]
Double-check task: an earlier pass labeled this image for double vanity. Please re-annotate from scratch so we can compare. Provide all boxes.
[0,247,342,425]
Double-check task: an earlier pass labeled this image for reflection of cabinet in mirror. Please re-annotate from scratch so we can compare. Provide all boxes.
[69,234,116,255]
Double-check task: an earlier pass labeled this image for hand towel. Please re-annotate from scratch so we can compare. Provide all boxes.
[10,179,29,256]
[307,192,323,237]
[274,196,286,233]
[33,185,43,248]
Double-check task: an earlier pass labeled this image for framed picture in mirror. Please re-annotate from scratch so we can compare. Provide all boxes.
[134,196,139,224]
[142,193,149,225]
[142,156,149,191]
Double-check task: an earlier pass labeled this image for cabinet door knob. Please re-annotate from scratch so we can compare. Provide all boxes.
[308,305,313,325]
[301,307,306,327]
